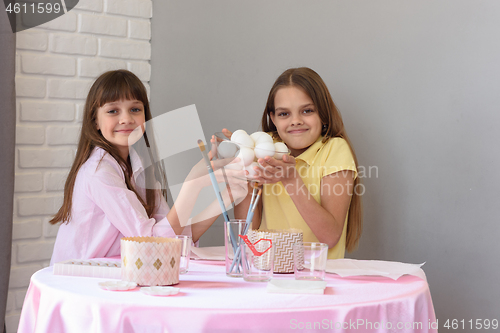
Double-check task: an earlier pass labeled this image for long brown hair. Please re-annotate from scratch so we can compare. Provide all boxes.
[50,70,167,225]
[261,67,363,252]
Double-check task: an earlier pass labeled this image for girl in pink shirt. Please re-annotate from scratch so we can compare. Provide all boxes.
[50,70,246,264]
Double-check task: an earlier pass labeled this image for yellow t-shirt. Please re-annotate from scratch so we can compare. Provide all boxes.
[260,136,357,259]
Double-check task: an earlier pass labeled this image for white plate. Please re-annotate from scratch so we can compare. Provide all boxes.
[141,286,180,296]
[98,281,137,291]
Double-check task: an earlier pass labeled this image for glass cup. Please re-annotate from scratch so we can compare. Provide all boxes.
[293,242,328,281]
[174,235,191,274]
[224,219,247,277]
[242,237,274,282]
[214,132,240,160]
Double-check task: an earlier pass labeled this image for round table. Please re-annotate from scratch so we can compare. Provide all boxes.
[18,260,437,333]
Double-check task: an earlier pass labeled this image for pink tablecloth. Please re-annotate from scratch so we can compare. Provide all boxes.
[18,260,437,333]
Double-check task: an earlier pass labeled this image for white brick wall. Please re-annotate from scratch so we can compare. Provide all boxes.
[106,0,152,18]
[98,37,151,59]
[16,31,48,51]
[15,77,46,98]
[46,126,81,145]
[50,33,98,55]
[6,292,14,313]
[78,13,127,37]
[20,102,75,121]
[37,12,78,32]
[127,61,151,81]
[16,126,45,145]
[78,58,127,78]
[12,220,43,240]
[76,0,104,12]
[8,1,153,332]
[45,171,69,192]
[18,148,75,168]
[128,19,151,40]
[14,173,43,192]
[47,78,94,99]
[21,54,76,76]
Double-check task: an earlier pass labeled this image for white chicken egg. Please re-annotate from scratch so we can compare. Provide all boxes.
[254,132,273,146]
[274,142,289,160]
[245,162,262,177]
[231,130,254,148]
[254,142,276,159]
[236,147,255,166]
[250,132,267,144]
[217,141,238,158]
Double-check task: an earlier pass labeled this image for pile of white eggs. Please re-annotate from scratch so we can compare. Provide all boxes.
[218,130,289,177]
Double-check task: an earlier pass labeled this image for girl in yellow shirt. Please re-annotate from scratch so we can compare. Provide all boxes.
[226,67,362,259]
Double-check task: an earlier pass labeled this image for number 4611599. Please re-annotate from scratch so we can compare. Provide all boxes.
[443,319,498,330]
[5,2,62,14]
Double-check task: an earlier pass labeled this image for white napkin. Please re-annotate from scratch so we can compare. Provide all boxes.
[267,279,327,294]
[325,259,426,281]
[190,246,225,261]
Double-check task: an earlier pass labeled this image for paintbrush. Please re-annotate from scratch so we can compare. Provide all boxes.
[197,139,230,223]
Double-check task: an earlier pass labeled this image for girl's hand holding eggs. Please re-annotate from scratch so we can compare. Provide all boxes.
[218,129,289,179]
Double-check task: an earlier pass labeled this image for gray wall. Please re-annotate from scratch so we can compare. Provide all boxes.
[151,0,500,328]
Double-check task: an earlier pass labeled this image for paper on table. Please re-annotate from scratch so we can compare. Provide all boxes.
[325,259,426,281]
[53,259,121,279]
[190,246,225,261]
[267,280,327,294]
